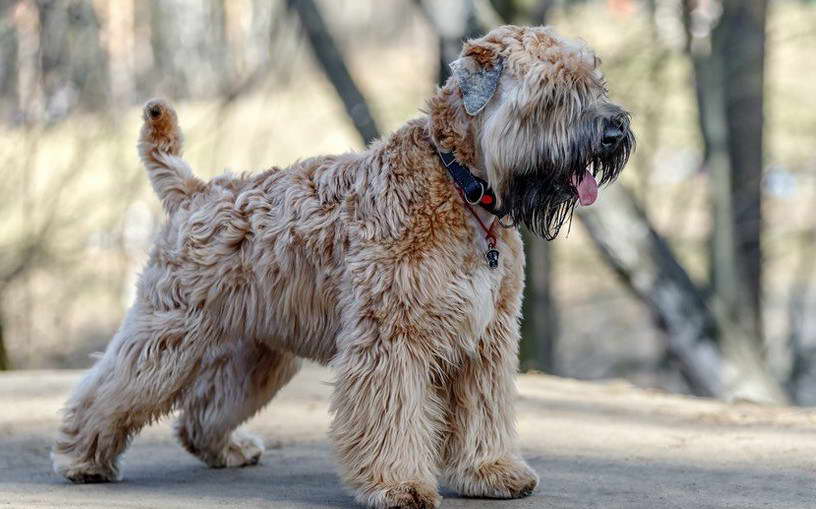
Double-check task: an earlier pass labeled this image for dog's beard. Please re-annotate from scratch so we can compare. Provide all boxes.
[499,171,580,240]
[498,130,634,240]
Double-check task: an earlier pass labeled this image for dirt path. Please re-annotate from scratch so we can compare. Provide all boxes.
[1,363,813,508]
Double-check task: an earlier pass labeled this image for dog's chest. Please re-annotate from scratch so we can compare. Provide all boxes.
[450,212,523,350]
[452,246,513,357]
[459,268,498,350]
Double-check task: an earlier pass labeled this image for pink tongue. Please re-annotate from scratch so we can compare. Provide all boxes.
[572,171,598,206]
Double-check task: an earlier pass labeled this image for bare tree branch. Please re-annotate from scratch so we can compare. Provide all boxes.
[577,185,723,397]
[578,185,788,403]
[287,0,380,145]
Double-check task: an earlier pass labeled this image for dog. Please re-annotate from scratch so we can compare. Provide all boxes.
[52,25,633,508]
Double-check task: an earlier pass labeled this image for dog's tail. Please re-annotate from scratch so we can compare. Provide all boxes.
[138,99,204,214]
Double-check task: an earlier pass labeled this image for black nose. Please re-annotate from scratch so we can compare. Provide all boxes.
[601,125,624,151]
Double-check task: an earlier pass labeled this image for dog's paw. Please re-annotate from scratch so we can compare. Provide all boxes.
[448,456,538,499]
[51,450,120,484]
[176,423,265,469]
[222,430,265,468]
[358,480,441,509]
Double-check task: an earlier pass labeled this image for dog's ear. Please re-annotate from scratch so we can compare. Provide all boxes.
[450,45,504,116]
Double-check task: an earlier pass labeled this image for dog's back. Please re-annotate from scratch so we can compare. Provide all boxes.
[137,106,473,365]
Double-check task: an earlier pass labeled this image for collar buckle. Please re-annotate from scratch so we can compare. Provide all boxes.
[464,181,485,205]
[436,149,501,217]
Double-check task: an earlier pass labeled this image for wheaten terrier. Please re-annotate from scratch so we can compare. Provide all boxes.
[52,25,633,508]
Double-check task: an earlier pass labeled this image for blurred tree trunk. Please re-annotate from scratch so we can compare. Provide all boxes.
[0,315,7,370]
[416,0,482,85]
[207,0,234,96]
[0,253,42,371]
[684,0,765,343]
[147,0,188,98]
[287,0,380,146]
[785,228,816,402]
[719,1,766,335]
[682,0,778,400]
[578,185,786,403]
[37,0,110,119]
[520,229,557,373]
[491,0,553,25]
[0,0,19,123]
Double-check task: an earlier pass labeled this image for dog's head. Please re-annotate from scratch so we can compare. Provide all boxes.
[429,25,634,239]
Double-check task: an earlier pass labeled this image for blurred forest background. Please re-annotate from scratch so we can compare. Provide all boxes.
[1,0,816,406]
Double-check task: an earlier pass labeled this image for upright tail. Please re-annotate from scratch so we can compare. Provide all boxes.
[138,99,204,214]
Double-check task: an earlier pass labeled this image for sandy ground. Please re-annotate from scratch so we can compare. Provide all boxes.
[1,363,814,508]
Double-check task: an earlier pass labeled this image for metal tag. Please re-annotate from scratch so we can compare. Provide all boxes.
[485,249,499,269]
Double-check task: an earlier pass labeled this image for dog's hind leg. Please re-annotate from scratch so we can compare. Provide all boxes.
[174,342,301,468]
[52,304,209,483]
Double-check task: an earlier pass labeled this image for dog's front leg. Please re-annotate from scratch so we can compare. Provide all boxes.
[442,315,539,499]
[330,338,443,509]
